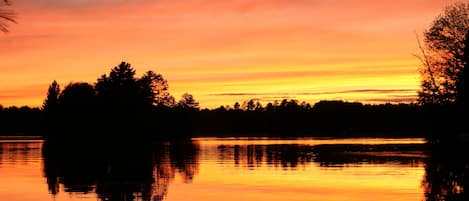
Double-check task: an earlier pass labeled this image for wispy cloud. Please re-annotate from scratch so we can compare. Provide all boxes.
[209,89,418,97]
[337,89,417,94]
[207,89,418,104]
[362,97,417,103]
[0,84,46,99]
[21,0,133,8]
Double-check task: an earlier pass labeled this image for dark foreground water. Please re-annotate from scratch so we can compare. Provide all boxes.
[0,137,466,201]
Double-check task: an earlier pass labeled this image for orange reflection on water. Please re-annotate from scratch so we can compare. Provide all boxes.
[165,162,424,201]
[0,141,97,201]
[195,137,427,146]
[0,138,428,201]
[164,138,426,201]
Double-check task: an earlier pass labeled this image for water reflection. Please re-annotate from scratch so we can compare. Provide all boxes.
[42,140,199,201]
[216,143,426,169]
[312,144,426,167]
[0,140,42,166]
[0,138,466,201]
[213,141,468,201]
[422,143,469,201]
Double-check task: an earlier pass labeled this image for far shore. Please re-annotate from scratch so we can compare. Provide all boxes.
[0,136,43,140]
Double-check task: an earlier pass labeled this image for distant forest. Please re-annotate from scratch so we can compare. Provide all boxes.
[0,62,466,141]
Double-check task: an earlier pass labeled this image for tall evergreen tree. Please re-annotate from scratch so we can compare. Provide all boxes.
[43,80,60,112]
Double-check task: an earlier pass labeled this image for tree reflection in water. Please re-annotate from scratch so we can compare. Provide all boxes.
[216,142,468,201]
[42,140,199,201]
[423,143,469,201]
[41,139,469,201]
[217,143,426,169]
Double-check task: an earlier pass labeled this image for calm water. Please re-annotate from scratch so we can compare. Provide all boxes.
[0,137,466,201]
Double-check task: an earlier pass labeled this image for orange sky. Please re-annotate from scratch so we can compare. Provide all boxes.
[0,0,461,108]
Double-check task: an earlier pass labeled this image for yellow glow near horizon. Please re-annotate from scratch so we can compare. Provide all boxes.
[0,0,461,108]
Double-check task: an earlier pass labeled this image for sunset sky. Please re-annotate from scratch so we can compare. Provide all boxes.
[0,0,461,108]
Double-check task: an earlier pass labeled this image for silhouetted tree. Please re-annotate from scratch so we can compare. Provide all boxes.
[95,62,139,107]
[96,62,175,109]
[300,101,312,110]
[43,80,60,113]
[233,102,240,110]
[255,101,263,111]
[418,2,469,104]
[59,82,96,108]
[53,83,95,133]
[244,99,255,111]
[139,70,171,106]
[156,92,176,108]
[264,102,274,112]
[177,93,199,110]
[278,99,300,112]
[215,105,227,112]
[0,0,15,33]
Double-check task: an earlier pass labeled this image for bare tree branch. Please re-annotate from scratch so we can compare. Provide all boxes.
[415,33,440,96]
[0,0,16,33]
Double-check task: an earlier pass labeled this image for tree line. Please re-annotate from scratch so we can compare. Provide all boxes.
[196,100,453,138]
[0,94,460,139]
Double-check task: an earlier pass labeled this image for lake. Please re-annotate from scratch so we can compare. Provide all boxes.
[0,137,466,201]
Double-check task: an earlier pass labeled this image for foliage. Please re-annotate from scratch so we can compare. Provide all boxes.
[139,70,173,107]
[59,82,96,108]
[95,62,140,107]
[95,62,173,108]
[233,102,240,110]
[177,93,199,110]
[418,2,469,105]
[156,92,176,107]
[243,99,256,111]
